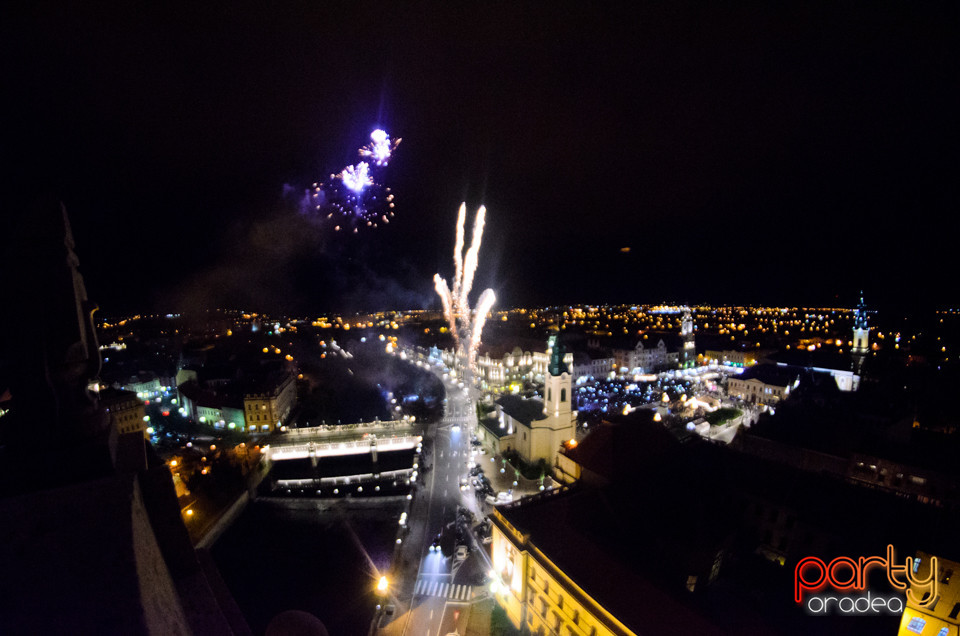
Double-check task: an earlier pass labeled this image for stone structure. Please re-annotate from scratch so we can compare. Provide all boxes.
[0,199,252,634]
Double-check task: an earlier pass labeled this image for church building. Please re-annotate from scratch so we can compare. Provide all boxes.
[483,333,578,473]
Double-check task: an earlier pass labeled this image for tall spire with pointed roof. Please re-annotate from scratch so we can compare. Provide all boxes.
[854,291,868,331]
[547,333,568,377]
[852,291,869,375]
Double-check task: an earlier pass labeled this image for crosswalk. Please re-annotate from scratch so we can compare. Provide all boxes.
[413,578,476,601]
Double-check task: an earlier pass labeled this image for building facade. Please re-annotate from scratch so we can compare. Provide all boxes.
[614,338,670,374]
[467,346,575,392]
[490,507,637,636]
[99,388,147,437]
[177,382,246,430]
[726,365,799,405]
[897,551,960,636]
[700,349,764,367]
[121,372,162,398]
[243,371,296,433]
[571,352,615,381]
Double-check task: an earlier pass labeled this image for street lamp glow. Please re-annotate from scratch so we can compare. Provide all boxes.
[377,576,389,593]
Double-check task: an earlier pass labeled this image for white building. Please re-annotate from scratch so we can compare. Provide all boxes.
[726,364,800,405]
[122,372,162,398]
[614,337,671,374]
[441,344,574,391]
[571,351,615,381]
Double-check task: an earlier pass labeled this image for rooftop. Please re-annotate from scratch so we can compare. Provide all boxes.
[496,394,548,426]
[737,363,799,387]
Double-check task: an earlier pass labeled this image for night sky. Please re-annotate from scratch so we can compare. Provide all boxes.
[2,2,957,315]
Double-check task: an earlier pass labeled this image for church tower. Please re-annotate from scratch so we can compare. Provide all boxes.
[852,292,869,373]
[680,309,695,369]
[531,333,576,472]
[543,333,572,420]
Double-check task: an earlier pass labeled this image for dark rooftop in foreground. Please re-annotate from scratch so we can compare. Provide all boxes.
[737,363,800,387]
[496,394,547,426]
[495,485,729,635]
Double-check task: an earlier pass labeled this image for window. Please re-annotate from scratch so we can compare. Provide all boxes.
[560,388,566,403]
[948,602,960,620]
[940,568,953,584]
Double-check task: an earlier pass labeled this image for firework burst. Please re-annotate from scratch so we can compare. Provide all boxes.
[304,129,401,232]
[359,129,401,166]
[311,162,396,232]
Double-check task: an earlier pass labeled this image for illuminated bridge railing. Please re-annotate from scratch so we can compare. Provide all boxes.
[265,435,421,461]
[285,420,413,436]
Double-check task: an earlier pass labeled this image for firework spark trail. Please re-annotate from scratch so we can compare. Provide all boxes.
[433,274,458,336]
[468,288,497,369]
[434,204,496,374]
[458,205,486,313]
[452,203,466,313]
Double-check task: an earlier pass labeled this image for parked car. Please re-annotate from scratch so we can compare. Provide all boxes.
[455,545,469,561]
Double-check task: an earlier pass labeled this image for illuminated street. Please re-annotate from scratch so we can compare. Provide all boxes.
[376,355,490,636]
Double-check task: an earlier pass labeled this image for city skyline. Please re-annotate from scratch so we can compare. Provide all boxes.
[2,3,957,315]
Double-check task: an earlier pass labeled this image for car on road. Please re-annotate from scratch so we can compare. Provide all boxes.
[430,535,441,552]
[455,545,469,561]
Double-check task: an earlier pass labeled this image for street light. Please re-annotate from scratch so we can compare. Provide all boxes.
[376,576,389,594]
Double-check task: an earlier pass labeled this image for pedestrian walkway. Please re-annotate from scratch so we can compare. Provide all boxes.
[413,578,478,602]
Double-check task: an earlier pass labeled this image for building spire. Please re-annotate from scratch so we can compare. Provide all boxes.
[854,291,868,331]
[547,333,568,377]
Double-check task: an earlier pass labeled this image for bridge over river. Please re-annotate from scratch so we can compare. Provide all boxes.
[263,422,422,495]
